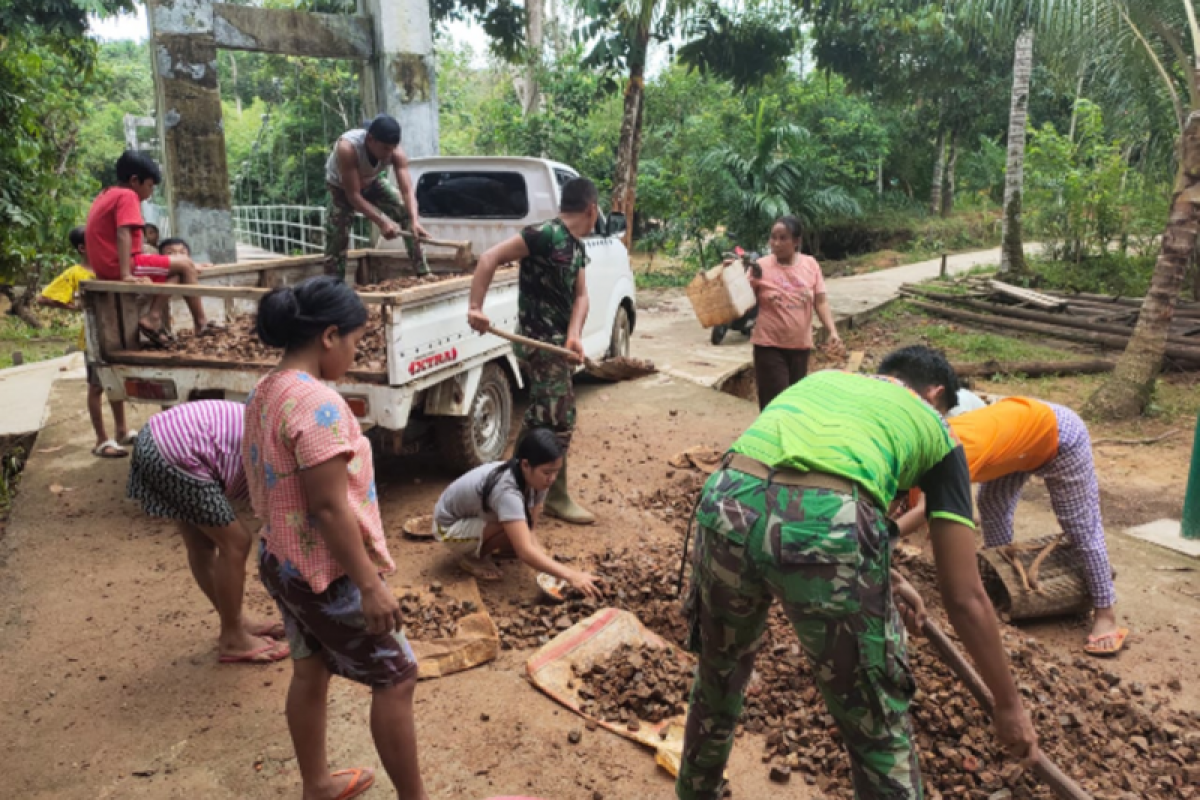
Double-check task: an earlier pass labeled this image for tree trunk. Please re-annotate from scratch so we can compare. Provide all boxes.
[522,0,544,116]
[1083,109,1200,420]
[942,129,958,218]
[611,32,648,249]
[930,128,946,217]
[1000,28,1034,274]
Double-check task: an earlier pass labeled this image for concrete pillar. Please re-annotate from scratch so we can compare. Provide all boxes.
[363,0,439,158]
[146,0,237,265]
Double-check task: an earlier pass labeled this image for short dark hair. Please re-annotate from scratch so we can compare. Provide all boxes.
[366,114,402,146]
[256,275,368,350]
[68,226,86,250]
[157,237,190,254]
[560,178,598,213]
[877,345,960,412]
[115,150,163,185]
[773,215,803,241]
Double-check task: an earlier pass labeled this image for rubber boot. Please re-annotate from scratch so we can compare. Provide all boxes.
[544,457,595,525]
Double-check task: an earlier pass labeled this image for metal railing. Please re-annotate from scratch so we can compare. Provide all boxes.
[231,205,372,256]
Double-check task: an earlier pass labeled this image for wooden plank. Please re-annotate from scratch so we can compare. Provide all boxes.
[108,350,388,385]
[81,281,393,305]
[987,279,1065,310]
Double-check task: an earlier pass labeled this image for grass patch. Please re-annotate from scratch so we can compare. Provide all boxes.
[0,310,81,368]
[1024,253,1157,297]
[920,323,1072,363]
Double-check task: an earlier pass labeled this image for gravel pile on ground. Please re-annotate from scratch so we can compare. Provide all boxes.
[572,643,694,726]
[398,586,479,641]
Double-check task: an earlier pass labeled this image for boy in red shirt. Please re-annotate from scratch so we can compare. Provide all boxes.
[85,151,220,346]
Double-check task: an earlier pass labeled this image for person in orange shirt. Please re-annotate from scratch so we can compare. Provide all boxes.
[894,397,1125,655]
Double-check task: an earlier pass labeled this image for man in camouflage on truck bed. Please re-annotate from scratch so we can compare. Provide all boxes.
[467,177,600,525]
[677,346,1039,800]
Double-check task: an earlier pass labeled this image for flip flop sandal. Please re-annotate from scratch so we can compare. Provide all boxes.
[121,429,140,446]
[330,768,375,800]
[137,323,171,350]
[248,620,287,639]
[196,322,227,338]
[1083,627,1129,657]
[92,440,129,459]
[218,639,290,664]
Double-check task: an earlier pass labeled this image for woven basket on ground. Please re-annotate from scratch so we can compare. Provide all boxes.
[977,534,1092,620]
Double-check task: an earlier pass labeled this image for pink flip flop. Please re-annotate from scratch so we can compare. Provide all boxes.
[218,640,290,664]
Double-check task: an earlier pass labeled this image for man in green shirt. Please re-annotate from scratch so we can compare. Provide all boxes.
[467,178,598,525]
[677,345,1038,800]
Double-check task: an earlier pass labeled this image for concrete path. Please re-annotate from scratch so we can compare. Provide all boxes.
[632,244,1042,388]
[0,352,85,437]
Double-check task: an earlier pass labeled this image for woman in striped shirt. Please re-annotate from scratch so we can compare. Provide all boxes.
[127,400,289,664]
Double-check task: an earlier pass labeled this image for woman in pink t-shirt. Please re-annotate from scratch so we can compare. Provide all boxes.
[750,215,842,409]
[245,276,427,800]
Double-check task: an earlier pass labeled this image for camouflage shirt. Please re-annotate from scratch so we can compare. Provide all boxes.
[518,218,587,344]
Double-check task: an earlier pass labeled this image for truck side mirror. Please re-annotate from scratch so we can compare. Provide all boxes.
[607,212,627,238]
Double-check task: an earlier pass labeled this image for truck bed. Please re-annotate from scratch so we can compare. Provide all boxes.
[83,250,518,388]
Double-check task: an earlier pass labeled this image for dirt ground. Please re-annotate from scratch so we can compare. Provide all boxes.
[1,330,1199,798]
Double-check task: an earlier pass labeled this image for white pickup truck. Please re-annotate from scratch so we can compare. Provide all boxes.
[82,157,638,469]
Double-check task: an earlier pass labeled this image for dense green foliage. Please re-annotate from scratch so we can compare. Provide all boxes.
[0,0,1178,292]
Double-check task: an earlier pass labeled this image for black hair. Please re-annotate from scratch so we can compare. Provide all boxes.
[115,150,163,185]
[772,215,803,241]
[560,177,599,214]
[68,226,86,250]
[255,275,368,350]
[366,114,402,146]
[877,345,961,412]
[157,237,190,254]
[480,428,564,522]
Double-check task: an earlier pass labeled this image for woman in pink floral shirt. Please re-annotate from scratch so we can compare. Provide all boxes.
[245,276,428,800]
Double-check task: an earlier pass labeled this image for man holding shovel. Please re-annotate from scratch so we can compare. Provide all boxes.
[467,178,599,525]
[677,346,1038,800]
[323,114,429,280]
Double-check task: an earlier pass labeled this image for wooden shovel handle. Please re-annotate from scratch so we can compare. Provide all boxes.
[485,325,582,362]
[396,231,470,251]
[920,619,1094,800]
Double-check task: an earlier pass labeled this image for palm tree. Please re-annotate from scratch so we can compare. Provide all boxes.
[699,100,860,246]
[999,27,1033,273]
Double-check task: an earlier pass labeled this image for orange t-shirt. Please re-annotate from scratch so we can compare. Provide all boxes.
[947,398,1060,483]
[750,253,826,350]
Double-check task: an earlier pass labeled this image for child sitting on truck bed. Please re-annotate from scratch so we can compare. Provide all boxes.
[432,428,603,598]
[38,225,134,459]
[84,151,221,347]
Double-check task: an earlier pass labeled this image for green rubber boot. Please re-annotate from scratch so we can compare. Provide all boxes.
[544,457,595,525]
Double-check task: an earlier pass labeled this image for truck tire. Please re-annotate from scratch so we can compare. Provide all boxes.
[609,305,632,358]
[437,363,513,470]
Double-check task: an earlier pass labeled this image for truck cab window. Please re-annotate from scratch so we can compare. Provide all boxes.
[415,172,530,219]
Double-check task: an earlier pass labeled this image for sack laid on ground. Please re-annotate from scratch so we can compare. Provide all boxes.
[526,607,694,776]
[400,579,500,679]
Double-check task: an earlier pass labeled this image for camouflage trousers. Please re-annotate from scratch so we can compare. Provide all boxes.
[324,181,411,280]
[677,466,921,800]
[520,347,576,453]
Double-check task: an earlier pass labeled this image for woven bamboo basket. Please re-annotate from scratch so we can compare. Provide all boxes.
[686,263,756,328]
[977,535,1092,620]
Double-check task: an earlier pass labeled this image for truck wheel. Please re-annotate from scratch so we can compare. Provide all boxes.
[438,363,513,470]
[608,305,632,358]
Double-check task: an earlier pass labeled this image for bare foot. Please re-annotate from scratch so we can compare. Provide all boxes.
[458,554,502,580]
[218,632,278,660]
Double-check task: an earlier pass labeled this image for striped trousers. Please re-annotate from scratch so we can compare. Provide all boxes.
[975,403,1116,609]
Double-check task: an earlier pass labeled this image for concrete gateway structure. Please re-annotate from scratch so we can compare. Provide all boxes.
[145,0,438,265]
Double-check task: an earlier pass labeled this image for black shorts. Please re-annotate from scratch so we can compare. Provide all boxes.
[259,543,420,688]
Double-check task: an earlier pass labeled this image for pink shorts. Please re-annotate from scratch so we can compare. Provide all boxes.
[132,254,171,283]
